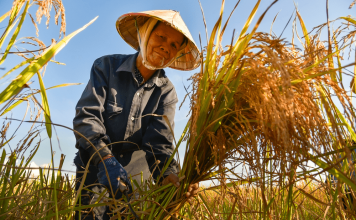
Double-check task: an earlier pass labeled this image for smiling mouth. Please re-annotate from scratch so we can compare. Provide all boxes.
[153,50,168,59]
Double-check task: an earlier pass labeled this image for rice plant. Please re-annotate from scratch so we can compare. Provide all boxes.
[121,0,356,219]
[0,0,96,136]
[0,0,97,218]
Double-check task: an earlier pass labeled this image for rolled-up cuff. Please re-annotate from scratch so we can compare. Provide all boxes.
[76,135,112,166]
[87,140,112,166]
[163,167,177,178]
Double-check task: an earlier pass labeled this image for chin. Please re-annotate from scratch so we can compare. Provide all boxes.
[147,57,166,68]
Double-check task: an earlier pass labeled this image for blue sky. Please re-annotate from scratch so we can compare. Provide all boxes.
[0,0,355,176]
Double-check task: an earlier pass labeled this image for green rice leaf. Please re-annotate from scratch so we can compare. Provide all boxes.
[0,10,11,24]
[310,155,356,191]
[0,57,36,80]
[291,64,351,85]
[0,1,25,50]
[0,83,81,116]
[0,16,98,105]
[0,17,19,51]
[333,30,343,81]
[199,194,216,220]
[334,107,356,142]
[0,1,29,65]
[239,0,261,38]
[340,16,356,26]
[36,72,51,138]
[296,10,310,48]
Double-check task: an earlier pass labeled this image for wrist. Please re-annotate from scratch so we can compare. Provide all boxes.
[99,154,114,164]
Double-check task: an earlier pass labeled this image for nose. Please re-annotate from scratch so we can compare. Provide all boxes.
[160,44,169,54]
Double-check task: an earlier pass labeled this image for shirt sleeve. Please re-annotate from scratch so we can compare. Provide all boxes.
[73,58,112,166]
[141,87,180,182]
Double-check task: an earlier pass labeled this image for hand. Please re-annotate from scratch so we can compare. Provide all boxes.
[162,173,199,202]
[185,182,199,202]
[162,173,180,187]
[97,156,132,199]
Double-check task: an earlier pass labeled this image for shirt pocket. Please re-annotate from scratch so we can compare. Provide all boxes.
[106,100,123,119]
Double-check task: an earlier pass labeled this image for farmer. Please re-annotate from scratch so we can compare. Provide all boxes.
[73,10,200,219]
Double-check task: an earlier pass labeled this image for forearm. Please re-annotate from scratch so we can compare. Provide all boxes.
[74,108,113,165]
[74,57,112,166]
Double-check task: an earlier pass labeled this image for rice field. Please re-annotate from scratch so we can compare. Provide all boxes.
[1,0,356,219]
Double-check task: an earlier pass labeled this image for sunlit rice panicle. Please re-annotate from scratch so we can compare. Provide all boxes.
[28,13,39,37]
[350,0,356,9]
[33,0,66,37]
[25,37,46,49]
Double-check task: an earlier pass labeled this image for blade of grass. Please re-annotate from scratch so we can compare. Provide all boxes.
[199,194,216,220]
[0,1,29,65]
[0,10,11,24]
[340,16,356,25]
[0,16,98,105]
[295,9,310,48]
[36,72,51,138]
[0,83,81,116]
[0,57,36,80]
[326,0,336,81]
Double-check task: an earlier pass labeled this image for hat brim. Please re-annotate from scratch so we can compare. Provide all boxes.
[116,11,201,71]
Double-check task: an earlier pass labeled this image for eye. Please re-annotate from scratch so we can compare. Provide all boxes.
[156,33,163,39]
[171,43,177,49]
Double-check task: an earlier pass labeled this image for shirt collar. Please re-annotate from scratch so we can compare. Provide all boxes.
[116,52,168,88]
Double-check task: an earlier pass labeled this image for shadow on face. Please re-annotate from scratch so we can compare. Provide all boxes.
[146,21,185,68]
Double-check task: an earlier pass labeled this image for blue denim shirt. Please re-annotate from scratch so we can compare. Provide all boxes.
[73,52,179,178]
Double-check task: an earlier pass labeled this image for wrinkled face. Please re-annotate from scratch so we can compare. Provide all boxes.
[146,22,185,67]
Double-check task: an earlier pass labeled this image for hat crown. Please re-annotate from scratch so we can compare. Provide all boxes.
[116,10,200,71]
[138,10,194,41]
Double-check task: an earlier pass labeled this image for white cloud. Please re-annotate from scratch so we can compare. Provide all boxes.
[24,161,51,178]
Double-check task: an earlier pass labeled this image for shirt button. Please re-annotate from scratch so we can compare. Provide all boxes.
[136,92,140,96]
[131,116,135,121]
[120,154,123,158]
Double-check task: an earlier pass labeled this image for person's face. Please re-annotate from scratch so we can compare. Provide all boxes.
[146,22,185,67]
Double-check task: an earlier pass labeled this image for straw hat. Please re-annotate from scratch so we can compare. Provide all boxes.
[116,10,201,71]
